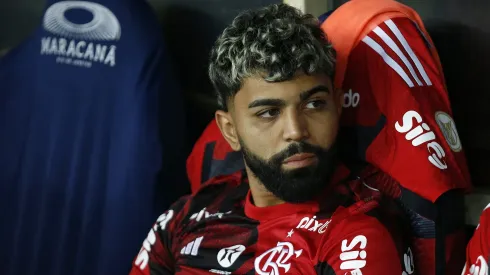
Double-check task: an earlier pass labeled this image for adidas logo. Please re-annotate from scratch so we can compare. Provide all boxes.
[181,236,203,256]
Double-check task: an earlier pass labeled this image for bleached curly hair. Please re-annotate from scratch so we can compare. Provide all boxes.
[208,3,336,111]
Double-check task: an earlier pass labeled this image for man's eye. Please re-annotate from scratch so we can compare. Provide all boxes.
[257,109,280,118]
[305,100,326,109]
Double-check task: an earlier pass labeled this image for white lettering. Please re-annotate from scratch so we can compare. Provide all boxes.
[343,89,360,108]
[190,207,231,222]
[395,110,447,170]
[134,210,174,270]
[296,216,330,234]
[340,235,367,271]
[40,36,117,67]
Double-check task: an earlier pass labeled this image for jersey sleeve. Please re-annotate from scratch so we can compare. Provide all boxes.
[355,16,470,274]
[359,16,470,199]
[318,209,410,274]
[129,195,190,275]
[462,203,490,274]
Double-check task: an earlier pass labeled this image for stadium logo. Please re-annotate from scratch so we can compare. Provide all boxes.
[40,1,120,68]
[296,216,330,234]
[217,244,246,268]
[343,89,360,108]
[395,110,447,170]
[254,242,303,275]
[340,235,367,273]
[435,111,462,152]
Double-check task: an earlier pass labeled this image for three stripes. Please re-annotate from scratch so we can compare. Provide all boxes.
[362,19,432,88]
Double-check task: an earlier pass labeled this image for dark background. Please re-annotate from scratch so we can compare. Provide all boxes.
[1,0,488,186]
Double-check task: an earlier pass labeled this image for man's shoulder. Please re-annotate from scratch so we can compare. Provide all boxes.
[185,173,248,212]
[326,195,412,256]
[329,197,396,236]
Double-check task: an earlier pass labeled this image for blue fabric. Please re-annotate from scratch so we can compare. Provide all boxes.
[0,0,186,274]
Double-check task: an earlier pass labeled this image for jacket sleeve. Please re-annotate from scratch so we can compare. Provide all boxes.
[350,16,471,200]
[318,209,412,274]
[462,203,490,275]
[129,195,190,275]
[362,16,471,274]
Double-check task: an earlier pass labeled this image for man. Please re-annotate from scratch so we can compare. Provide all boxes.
[130,4,412,274]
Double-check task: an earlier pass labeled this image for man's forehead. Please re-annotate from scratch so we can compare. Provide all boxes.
[236,74,332,102]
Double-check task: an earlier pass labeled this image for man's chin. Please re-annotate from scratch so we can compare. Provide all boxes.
[268,178,325,203]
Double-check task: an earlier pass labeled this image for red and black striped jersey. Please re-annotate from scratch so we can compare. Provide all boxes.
[130,171,414,275]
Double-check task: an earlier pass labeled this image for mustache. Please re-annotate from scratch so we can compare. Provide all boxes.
[270,142,325,164]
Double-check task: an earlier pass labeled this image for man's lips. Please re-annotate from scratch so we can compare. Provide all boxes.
[283,153,316,163]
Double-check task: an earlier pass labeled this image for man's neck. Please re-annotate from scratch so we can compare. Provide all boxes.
[246,169,284,207]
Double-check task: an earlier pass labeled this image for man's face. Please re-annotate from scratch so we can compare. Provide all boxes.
[217,73,342,203]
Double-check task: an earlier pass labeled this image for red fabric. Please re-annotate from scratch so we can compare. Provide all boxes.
[462,204,490,275]
[323,1,471,203]
[130,173,412,274]
[186,120,234,193]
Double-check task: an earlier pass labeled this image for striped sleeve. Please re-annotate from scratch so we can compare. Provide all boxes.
[129,195,190,275]
[361,17,433,88]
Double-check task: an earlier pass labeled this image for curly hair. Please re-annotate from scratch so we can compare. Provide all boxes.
[208,3,336,111]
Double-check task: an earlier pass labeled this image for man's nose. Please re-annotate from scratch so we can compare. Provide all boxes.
[282,111,309,142]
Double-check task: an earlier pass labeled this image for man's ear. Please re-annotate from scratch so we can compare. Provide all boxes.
[215,110,241,151]
[335,88,344,116]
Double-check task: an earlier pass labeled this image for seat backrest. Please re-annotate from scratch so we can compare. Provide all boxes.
[0,1,186,274]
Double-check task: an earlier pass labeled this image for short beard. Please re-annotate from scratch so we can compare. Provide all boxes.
[241,140,338,203]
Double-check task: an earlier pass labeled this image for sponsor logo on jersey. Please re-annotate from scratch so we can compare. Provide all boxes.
[181,236,203,256]
[464,256,489,275]
[343,89,360,108]
[217,244,246,268]
[41,1,120,68]
[134,210,174,270]
[340,235,368,273]
[435,111,462,152]
[296,216,330,234]
[209,269,231,275]
[402,248,415,275]
[395,110,447,170]
[254,242,303,275]
[189,207,231,222]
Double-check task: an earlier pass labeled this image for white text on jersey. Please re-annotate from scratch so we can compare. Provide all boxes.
[343,89,360,108]
[340,235,368,272]
[190,207,231,222]
[296,216,330,234]
[395,110,447,170]
[134,210,174,270]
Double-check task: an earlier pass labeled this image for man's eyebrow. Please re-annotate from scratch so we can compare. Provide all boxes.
[248,98,286,109]
[299,85,330,101]
[247,85,330,109]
